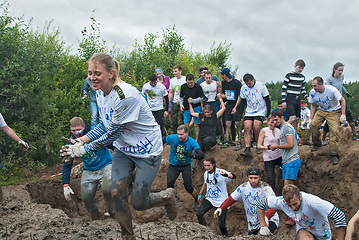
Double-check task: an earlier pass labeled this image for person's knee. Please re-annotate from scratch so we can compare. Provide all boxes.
[130,196,147,211]
[297,229,316,240]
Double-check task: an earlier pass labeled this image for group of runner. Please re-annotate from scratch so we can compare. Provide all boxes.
[33,53,356,240]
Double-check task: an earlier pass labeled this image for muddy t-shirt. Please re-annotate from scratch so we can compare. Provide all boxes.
[230,181,279,232]
[280,122,299,165]
[166,135,200,166]
[240,81,269,117]
[266,192,336,240]
[91,81,162,158]
[221,78,242,104]
[0,113,6,127]
[198,113,217,139]
[141,82,168,111]
[204,168,231,207]
[308,85,342,112]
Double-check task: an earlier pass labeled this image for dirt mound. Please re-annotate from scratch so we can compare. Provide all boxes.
[1,126,358,239]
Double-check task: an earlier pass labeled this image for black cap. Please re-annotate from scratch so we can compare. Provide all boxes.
[247,166,262,176]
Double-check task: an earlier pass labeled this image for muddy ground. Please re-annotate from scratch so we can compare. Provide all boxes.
[0,125,358,239]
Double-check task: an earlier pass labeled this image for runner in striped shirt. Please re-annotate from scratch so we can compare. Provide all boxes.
[281,59,308,132]
[255,184,346,240]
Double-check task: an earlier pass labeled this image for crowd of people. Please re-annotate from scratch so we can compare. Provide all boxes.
[1,52,358,239]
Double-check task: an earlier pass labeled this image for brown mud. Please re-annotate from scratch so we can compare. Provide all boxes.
[0,125,358,239]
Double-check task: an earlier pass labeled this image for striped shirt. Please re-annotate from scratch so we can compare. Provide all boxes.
[281,72,307,100]
[255,192,346,240]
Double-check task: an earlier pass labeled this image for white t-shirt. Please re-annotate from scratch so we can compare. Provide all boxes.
[231,181,279,231]
[267,192,334,240]
[204,168,231,207]
[96,81,162,158]
[200,81,217,102]
[240,81,269,117]
[300,107,311,129]
[308,85,342,112]
[141,82,168,111]
[169,76,186,103]
[0,113,7,127]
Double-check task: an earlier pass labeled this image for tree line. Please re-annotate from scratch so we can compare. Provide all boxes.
[0,5,358,180]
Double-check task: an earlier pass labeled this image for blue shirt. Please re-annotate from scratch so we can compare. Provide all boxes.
[166,134,200,166]
[272,108,289,121]
[196,75,220,85]
[62,124,112,184]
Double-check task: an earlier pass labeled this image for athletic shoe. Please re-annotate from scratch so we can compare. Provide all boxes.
[234,142,242,151]
[221,142,230,149]
[240,148,251,157]
[321,139,328,146]
[311,145,321,152]
[331,155,339,165]
[256,149,263,154]
[251,142,257,148]
[230,141,236,146]
[217,138,223,146]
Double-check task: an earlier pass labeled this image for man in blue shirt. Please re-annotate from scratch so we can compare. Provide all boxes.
[271,100,289,122]
[165,125,204,201]
[196,65,220,85]
[62,117,113,220]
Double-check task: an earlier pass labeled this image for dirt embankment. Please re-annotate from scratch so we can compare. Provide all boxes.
[0,125,358,239]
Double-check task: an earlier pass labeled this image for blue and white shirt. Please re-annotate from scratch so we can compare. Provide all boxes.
[308,85,342,112]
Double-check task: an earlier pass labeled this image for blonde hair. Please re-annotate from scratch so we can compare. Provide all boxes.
[282,184,300,202]
[69,117,85,127]
[89,52,120,86]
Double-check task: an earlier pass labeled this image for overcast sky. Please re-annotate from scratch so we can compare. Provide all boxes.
[7,0,359,83]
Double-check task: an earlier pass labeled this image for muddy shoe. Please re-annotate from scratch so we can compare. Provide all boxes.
[221,142,230,149]
[256,149,263,154]
[330,155,339,165]
[234,142,242,151]
[240,148,251,157]
[311,145,321,152]
[164,188,178,220]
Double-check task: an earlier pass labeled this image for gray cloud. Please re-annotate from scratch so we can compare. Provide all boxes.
[8,0,359,83]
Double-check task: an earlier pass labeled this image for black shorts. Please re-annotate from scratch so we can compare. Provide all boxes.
[243,116,264,122]
[224,102,241,122]
[285,95,301,117]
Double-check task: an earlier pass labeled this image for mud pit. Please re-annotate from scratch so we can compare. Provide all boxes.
[1,125,358,239]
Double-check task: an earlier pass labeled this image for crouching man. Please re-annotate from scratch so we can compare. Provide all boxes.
[256,184,346,240]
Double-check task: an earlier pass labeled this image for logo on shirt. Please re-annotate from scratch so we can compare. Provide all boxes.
[225,90,236,101]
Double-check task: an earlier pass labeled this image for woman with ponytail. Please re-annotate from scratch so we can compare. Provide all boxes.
[60,52,177,240]
[196,156,236,236]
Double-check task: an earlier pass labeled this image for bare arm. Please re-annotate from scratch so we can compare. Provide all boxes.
[270,135,294,150]
[257,208,267,227]
[168,89,174,103]
[257,129,267,150]
[345,210,359,240]
[0,125,21,143]
[339,96,346,116]
[216,81,222,95]
[189,103,200,118]
[216,98,226,118]
[310,102,316,119]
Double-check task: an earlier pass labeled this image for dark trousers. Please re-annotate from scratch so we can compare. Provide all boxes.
[196,198,228,236]
[198,135,217,152]
[167,164,194,193]
[264,157,282,191]
[152,109,164,136]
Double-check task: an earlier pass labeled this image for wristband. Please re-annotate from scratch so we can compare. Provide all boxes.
[267,145,270,150]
